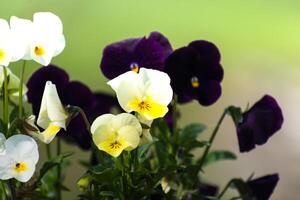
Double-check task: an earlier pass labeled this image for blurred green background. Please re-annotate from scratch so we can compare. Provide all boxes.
[1,0,300,199]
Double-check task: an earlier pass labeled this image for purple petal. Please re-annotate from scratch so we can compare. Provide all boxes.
[247,174,279,200]
[237,95,284,152]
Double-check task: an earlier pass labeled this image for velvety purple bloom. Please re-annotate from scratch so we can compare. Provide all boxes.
[198,182,218,196]
[247,174,279,200]
[100,31,173,79]
[27,65,120,150]
[237,95,284,152]
[164,40,223,105]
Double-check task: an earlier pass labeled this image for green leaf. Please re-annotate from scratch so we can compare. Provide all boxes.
[180,123,206,141]
[138,142,153,163]
[231,178,255,200]
[226,106,243,126]
[38,152,73,182]
[203,150,237,166]
[9,106,19,123]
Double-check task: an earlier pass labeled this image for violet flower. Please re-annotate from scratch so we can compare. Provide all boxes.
[237,95,284,152]
[100,32,172,79]
[164,40,223,105]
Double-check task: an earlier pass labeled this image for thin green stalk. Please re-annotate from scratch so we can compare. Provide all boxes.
[8,180,15,200]
[56,138,61,200]
[18,61,26,118]
[218,180,233,199]
[172,94,178,134]
[197,109,227,172]
[2,66,8,132]
[1,181,8,200]
[46,144,52,159]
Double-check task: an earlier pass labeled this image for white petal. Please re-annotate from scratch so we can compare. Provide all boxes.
[112,113,142,135]
[9,16,33,60]
[37,81,67,129]
[29,36,56,66]
[92,125,115,147]
[117,125,140,150]
[108,71,143,112]
[5,134,39,164]
[0,19,9,32]
[0,156,14,180]
[91,114,114,134]
[52,34,65,56]
[140,68,173,105]
[33,12,63,35]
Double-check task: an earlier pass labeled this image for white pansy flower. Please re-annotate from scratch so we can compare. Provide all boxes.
[0,134,39,182]
[28,81,68,143]
[10,12,65,66]
[0,19,25,66]
[91,113,142,157]
[108,68,173,120]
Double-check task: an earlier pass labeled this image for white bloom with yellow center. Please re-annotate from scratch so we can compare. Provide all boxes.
[108,68,173,120]
[30,81,68,143]
[91,113,142,157]
[0,19,25,66]
[0,134,39,182]
[10,12,65,66]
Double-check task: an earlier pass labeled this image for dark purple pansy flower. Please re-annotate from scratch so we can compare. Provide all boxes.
[27,65,120,150]
[198,182,218,196]
[164,40,223,105]
[100,31,173,79]
[247,174,279,200]
[237,95,284,152]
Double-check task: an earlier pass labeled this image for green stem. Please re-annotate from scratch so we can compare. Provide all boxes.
[8,180,15,200]
[172,94,178,134]
[218,180,233,199]
[197,109,227,172]
[2,66,8,133]
[19,61,26,118]
[1,181,8,200]
[56,138,61,200]
[46,144,52,159]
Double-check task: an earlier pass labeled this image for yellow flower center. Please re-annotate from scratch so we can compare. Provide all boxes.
[14,162,28,173]
[130,63,139,73]
[98,137,126,157]
[0,49,6,61]
[109,141,122,149]
[34,46,45,56]
[128,96,168,119]
[44,123,61,138]
[191,76,200,88]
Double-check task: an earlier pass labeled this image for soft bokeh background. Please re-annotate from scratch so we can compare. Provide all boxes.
[1,0,300,199]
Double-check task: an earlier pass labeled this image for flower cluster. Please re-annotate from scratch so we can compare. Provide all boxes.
[0,12,285,200]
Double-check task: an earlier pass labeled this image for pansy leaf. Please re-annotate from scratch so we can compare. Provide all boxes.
[38,152,73,182]
[203,150,237,166]
[180,123,206,141]
[231,178,255,200]
[226,106,243,126]
[138,142,155,163]
[9,106,19,123]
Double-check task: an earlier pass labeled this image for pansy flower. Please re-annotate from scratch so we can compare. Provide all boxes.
[27,65,120,150]
[91,113,142,157]
[10,12,65,66]
[236,95,283,152]
[100,32,172,79]
[108,68,173,120]
[27,81,68,144]
[164,40,223,105]
[247,174,279,200]
[0,134,39,183]
[0,19,25,66]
